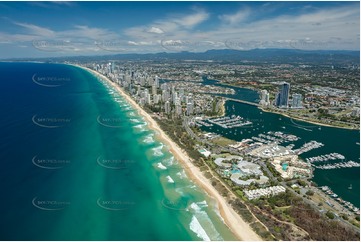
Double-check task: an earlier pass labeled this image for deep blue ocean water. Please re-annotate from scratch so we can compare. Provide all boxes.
[0,62,237,240]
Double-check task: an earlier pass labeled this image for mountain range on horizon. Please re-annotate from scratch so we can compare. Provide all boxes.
[3,48,360,64]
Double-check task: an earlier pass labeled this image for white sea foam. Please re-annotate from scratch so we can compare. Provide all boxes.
[176,170,187,179]
[143,134,154,144]
[189,216,211,241]
[130,119,140,123]
[157,162,167,170]
[166,175,174,183]
[152,144,164,156]
[190,202,201,211]
[196,200,208,208]
[162,156,174,166]
[189,202,222,241]
[134,123,146,129]
[212,202,225,224]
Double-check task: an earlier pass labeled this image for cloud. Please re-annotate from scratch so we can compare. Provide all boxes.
[173,10,209,28]
[125,8,209,38]
[147,27,164,34]
[28,1,75,9]
[124,4,359,52]
[0,3,359,58]
[13,22,55,37]
[219,9,251,25]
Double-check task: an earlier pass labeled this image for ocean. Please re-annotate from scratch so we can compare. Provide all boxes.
[0,62,237,240]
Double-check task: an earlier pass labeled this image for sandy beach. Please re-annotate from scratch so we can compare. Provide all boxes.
[79,65,261,241]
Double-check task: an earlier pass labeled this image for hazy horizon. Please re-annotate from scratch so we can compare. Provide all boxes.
[0,1,359,59]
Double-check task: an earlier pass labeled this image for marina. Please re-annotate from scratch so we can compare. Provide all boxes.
[204,115,252,129]
[306,153,345,163]
[195,119,213,127]
[252,131,300,144]
[293,141,324,155]
[313,160,360,170]
[199,100,360,208]
[320,186,360,215]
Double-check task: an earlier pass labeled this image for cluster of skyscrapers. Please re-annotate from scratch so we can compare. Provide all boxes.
[260,82,302,109]
[95,63,195,116]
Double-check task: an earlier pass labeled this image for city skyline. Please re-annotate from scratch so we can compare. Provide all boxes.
[0,1,360,59]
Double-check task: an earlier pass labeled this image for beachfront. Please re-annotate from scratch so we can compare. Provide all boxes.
[77,65,262,241]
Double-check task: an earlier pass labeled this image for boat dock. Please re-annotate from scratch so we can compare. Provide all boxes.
[205,115,252,129]
[293,141,324,155]
[306,153,345,163]
[313,160,360,170]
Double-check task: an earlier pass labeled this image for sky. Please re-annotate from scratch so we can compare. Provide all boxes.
[0,1,359,59]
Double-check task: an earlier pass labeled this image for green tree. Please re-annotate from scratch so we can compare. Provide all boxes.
[326,210,335,219]
[305,190,314,196]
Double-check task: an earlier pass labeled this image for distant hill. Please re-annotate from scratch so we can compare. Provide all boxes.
[4,48,360,64]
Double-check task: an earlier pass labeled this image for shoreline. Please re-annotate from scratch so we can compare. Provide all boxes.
[78,65,261,241]
[258,106,359,130]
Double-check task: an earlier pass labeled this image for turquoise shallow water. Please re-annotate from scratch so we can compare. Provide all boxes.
[0,62,237,240]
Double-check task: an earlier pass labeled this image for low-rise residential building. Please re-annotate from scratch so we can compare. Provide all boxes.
[245,186,286,200]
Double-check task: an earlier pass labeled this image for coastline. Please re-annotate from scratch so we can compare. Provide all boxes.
[258,106,359,130]
[78,65,261,241]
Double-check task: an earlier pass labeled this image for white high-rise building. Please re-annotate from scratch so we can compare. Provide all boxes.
[139,76,145,86]
[152,84,157,95]
[174,97,181,106]
[153,94,160,104]
[154,76,159,88]
[146,93,151,105]
[186,103,193,116]
[292,93,303,108]
[165,101,171,114]
[137,85,141,95]
[175,104,182,116]
[172,92,178,104]
[162,90,170,102]
[160,83,167,90]
[259,90,270,106]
